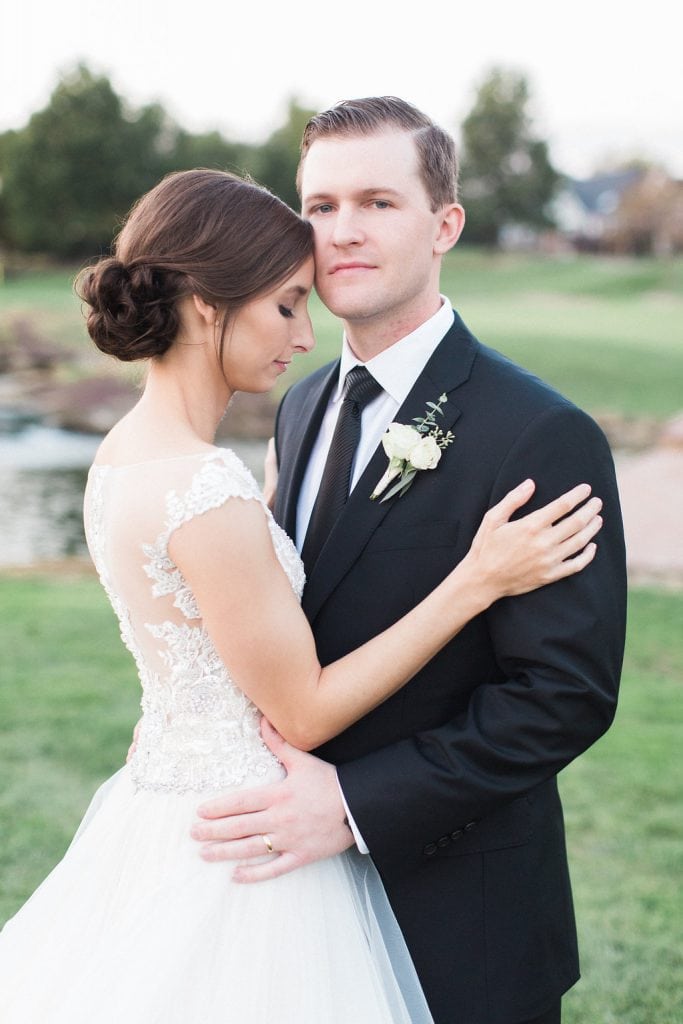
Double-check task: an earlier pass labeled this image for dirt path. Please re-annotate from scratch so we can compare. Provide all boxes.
[616,446,683,588]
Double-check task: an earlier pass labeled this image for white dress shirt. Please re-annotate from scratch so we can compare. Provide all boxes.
[294,298,455,852]
[295,297,455,550]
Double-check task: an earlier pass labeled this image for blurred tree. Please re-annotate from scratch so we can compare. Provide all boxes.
[459,67,560,245]
[0,129,17,252]
[0,65,176,258]
[0,70,316,260]
[171,128,258,179]
[253,98,317,210]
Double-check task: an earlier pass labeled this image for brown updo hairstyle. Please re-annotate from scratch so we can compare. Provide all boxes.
[76,169,314,362]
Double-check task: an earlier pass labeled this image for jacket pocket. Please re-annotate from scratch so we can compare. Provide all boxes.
[368,520,460,553]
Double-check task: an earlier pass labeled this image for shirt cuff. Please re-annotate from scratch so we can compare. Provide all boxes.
[336,772,370,855]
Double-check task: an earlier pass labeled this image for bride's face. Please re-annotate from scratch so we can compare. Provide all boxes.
[221,257,315,393]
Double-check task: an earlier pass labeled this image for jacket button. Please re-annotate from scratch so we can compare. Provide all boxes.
[451,829,464,840]
[437,835,450,848]
[423,843,438,856]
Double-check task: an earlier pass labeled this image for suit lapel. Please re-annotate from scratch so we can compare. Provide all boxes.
[275,361,339,540]
[302,317,477,622]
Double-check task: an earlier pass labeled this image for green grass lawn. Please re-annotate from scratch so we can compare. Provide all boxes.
[0,573,140,915]
[0,574,681,1022]
[2,251,682,420]
[561,588,683,1023]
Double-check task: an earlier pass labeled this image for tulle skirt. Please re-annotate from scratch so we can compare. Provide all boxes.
[0,765,432,1023]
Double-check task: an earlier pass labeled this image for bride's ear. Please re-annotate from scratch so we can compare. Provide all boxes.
[192,294,217,326]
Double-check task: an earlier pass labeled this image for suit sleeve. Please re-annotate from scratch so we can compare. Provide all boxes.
[337,402,627,865]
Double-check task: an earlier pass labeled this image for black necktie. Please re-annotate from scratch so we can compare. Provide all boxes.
[301,366,383,574]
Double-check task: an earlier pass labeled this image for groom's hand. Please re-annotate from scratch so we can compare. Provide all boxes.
[126,718,142,764]
[263,437,278,511]
[191,719,354,882]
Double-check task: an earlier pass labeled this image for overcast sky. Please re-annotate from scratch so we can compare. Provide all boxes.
[2,0,681,179]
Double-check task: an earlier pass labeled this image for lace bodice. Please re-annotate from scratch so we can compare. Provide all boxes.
[84,448,305,793]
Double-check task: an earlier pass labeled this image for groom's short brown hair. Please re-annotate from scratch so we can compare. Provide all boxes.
[297,96,459,210]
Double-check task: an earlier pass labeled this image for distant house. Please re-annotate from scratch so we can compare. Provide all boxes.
[552,169,643,250]
[552,168,683,254]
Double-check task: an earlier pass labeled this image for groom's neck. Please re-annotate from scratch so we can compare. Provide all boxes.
[343,295,442,362]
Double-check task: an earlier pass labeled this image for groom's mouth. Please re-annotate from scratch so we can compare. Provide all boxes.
[329,262,375,275]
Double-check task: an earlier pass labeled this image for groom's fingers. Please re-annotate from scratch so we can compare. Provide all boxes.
[192,810,271,845]
[260,716,306,770]
[232,851,303,883]
[196,784,274,820]
[193,734,352,876]
[199,834,279,862]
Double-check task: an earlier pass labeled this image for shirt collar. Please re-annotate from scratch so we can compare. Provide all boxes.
[333,297,454,404]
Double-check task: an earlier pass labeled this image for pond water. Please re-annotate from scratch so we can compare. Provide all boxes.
[0,425,267,568]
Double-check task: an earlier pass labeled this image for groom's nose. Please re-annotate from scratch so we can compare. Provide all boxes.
[330,206,364,247]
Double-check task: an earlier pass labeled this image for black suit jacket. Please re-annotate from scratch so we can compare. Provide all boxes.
[274,313,627,1024]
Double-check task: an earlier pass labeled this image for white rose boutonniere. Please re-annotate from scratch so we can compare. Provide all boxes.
[370,393,454,502]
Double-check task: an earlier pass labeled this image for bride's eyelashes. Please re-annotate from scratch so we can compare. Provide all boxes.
[278,305,294,319]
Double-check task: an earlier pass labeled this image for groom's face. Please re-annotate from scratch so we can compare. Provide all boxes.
[300,130,446,331]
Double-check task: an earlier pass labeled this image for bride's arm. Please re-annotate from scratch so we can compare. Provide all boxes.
[169,480,601,750]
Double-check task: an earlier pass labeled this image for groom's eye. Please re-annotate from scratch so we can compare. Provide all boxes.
[278,305,294,319]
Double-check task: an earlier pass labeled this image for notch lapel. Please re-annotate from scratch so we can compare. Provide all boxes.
[302,318,477,623]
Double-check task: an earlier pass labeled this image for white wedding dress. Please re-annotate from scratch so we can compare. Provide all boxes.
[0,448,432,1023]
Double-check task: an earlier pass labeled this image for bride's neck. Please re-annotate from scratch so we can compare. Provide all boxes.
[140,347,232,446]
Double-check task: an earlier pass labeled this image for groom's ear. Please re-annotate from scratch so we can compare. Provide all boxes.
[433,203,466,255]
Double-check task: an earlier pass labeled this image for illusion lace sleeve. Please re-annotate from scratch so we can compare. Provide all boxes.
[84,448,304,793]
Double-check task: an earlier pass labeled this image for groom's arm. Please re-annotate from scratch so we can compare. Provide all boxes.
[338,402,626,866]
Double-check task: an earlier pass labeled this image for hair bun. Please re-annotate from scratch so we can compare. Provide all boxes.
[76,258,179,362]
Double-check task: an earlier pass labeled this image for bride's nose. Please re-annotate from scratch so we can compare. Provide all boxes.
[294,318,315,354]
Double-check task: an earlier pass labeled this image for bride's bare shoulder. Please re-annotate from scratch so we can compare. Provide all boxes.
[92,412,215,469]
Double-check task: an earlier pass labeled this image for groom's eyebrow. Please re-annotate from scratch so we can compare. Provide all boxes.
[302,192,332,209]
[358,187,402,199]
[303,187,403,208]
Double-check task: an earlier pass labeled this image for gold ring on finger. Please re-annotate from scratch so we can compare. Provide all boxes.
[262,834,274,854]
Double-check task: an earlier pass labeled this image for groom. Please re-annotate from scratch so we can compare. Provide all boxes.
[193,97,627,1023]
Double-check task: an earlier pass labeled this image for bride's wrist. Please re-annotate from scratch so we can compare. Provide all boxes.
[450,552,498,618]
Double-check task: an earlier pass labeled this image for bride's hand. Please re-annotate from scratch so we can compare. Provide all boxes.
[464,479,602,604]
[263,438,278,511]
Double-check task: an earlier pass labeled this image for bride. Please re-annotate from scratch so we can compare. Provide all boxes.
[0,170,602,1023]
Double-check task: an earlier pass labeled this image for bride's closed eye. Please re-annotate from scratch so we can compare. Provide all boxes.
[278,305,294,319]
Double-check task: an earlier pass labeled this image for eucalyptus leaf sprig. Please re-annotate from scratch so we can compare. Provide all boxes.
[412,392,455,450]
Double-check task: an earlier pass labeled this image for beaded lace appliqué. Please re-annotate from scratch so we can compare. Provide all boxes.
[87,449,305,794]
